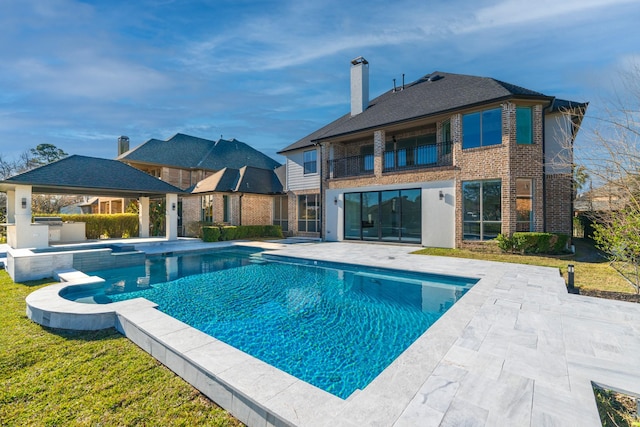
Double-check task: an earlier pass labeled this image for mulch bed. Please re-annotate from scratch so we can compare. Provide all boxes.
[575,288,640,303]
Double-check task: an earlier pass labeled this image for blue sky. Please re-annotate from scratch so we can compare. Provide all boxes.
[1,0,638,165]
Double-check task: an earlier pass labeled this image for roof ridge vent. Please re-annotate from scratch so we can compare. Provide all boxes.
[428,74,443,82]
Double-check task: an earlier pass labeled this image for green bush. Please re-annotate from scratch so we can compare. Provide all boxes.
[201,225,283,242]
[496,232,569,255]
[36,214,140,239]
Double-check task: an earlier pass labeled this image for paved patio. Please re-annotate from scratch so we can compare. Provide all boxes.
[22,240,640,426]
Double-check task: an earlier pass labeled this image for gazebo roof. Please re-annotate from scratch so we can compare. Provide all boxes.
[0,155,185,197]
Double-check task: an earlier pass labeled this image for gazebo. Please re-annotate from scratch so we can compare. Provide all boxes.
[0,155,185,250]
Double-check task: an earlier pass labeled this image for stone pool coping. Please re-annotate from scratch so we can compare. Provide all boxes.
[24,241,640,426]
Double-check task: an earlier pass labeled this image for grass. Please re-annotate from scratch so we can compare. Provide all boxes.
[0,271,242,426]
[412,238,637,295]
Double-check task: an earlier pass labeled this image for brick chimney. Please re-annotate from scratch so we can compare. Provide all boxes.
[117,136,130,156]
[350,56,369,116]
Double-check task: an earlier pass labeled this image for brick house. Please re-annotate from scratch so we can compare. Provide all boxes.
[278,57,587,248]
[115,133,284,236]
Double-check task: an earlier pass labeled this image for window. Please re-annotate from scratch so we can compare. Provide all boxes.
[273,195,289,231]
[462,180,501,240]
[344,189,421,243]
[462,108,502,149]
[516,107,533,144]
[303,149,317,174]
[516,178,533,231]
[298,194,320,233]
[201,194,214,223]
[223,195,230,223]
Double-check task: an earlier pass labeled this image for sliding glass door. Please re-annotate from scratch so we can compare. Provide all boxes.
[344,188,421,243]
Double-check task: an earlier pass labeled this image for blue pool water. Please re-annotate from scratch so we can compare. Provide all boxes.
[64,248,477,399]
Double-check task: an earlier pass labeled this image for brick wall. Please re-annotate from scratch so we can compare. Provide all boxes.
[240,194,273,225]
[545,173,573,235]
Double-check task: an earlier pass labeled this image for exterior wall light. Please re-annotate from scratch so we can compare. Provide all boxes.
[439,191,444,201]
[21,198,27,209]
[334,196,338,205]
[171,203,176,211]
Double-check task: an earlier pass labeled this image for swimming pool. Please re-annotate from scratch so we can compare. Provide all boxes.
[63,248,477,399]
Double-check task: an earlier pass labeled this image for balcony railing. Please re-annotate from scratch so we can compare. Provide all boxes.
[327,154,375,179]
[327,141,453,179]
[383,141,452,172]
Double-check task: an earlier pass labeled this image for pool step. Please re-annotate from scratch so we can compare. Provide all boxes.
[249,254,267,264]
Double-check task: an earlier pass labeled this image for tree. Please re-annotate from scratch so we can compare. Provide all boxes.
[575,60,640,293]
[0,144,79,217]
[23,143,69,171]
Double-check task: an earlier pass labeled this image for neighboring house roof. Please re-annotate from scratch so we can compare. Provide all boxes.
[118,133,281,171]
[279,71,558,154]
[0,155,185,197]
[190,166,283,195]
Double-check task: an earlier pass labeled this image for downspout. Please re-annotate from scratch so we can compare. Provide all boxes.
[239,193,243,226]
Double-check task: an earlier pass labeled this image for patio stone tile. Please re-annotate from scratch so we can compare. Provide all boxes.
[438,398,488,427]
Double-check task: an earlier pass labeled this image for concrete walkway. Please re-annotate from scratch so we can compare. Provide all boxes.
[23,241,640,426]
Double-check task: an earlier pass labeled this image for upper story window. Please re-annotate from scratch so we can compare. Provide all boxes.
[516,107,533,144]
[462,108,502,149]
[303,149,317,174]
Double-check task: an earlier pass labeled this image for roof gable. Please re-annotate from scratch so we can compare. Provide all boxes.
[190,166,283,195]
[119,133,281,171]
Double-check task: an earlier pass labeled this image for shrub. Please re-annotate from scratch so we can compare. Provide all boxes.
[49,214,139,239]
[201,225,283,242]
[496,232,569,255]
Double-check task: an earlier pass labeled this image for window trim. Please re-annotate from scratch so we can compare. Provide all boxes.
[462,179,502,241]
[516,106,533,144]
[516,178,534,231]
[303,149,317,175]
[462,107,502,149]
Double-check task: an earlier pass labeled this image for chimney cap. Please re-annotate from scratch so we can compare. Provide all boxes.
[351,56,368,66]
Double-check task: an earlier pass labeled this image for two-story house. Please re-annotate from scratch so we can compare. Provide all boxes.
[279,57,587,248]
[115,133,284,236]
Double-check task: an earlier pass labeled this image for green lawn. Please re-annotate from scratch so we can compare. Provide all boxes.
[412,238,638,295]
[0,271,241,426]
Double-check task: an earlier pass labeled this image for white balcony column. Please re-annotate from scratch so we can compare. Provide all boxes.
[138,197,150,238]
[165,193,178,241]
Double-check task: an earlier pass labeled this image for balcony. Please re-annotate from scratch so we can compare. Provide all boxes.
[327,141,453,179]
[327,154,375,179]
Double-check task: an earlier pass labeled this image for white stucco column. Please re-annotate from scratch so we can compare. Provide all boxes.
[165,193,178,241]
[9,184,48,249]
[6,190,15,223]
[138,197,150,238]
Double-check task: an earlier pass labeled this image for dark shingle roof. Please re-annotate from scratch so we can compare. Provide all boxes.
[279,71,555,153]
[550,98,589,113]
[119,133,280,171]
[0,155,185,197]
[190,166,283,195]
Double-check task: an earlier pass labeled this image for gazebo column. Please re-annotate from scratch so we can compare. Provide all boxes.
[166,193,178,241]
[6,190,15,223]
[9,185,47,249]
[138,197,150,238]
